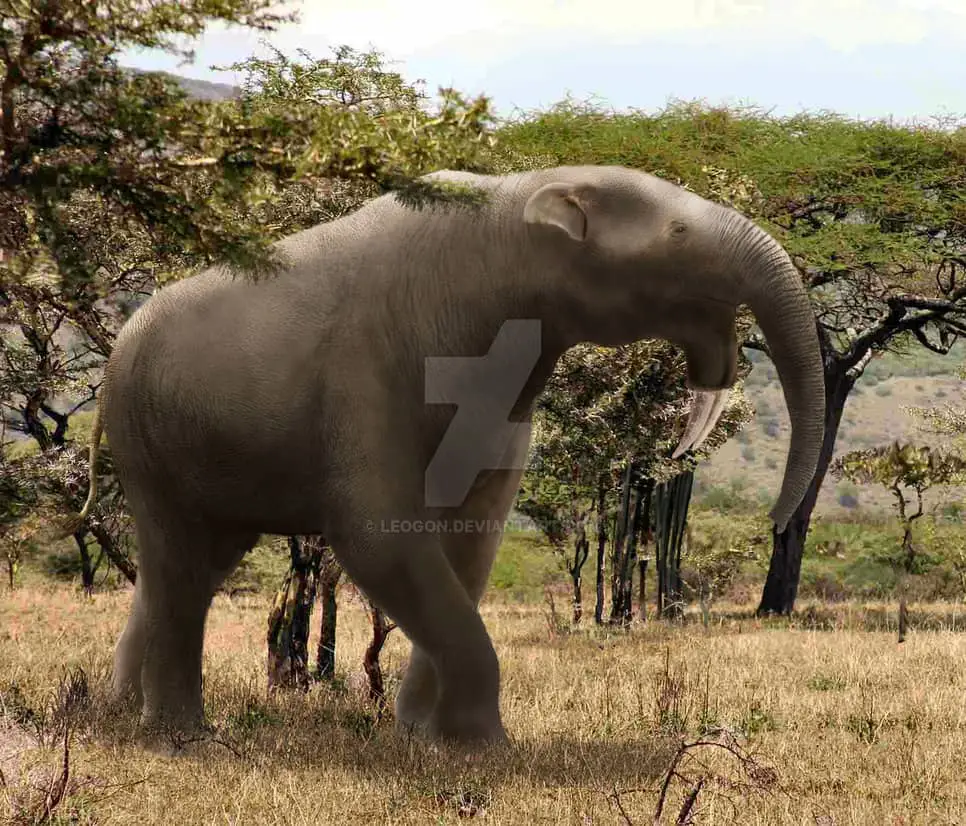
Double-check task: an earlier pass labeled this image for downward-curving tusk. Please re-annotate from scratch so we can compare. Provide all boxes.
[691,388,731,452]
[671,388,731,459]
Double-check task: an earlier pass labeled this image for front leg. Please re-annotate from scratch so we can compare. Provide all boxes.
[331,505,507,746]
[395,464,525,737]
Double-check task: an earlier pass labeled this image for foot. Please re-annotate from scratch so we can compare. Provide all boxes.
[426,702,508,747]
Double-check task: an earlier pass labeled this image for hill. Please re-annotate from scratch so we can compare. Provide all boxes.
[126,67,240,100]
[698,341,966,518]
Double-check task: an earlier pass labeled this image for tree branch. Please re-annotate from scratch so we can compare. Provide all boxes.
[840,291,966,372]
[741,332,770,358]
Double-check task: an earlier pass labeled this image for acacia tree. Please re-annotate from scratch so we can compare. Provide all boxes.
[517,338,753,624]
[0,0,496,548]
[499,101,966,615]
[832,442,966,640]
[748,119,966,614]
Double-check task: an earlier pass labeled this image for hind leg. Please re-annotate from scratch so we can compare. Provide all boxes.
[111,572,148,708]
[112,496,255,732]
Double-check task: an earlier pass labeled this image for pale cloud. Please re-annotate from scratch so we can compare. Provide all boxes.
[123,0,966,121]
[270,0,966,61]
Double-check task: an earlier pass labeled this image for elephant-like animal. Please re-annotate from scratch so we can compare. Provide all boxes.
[72,165,824,747]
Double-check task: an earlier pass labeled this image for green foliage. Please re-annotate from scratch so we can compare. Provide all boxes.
[488,530,564,601]
[519,339,755,550]
[832,442,966,584]
[681,519,762,609]
[222,539,292,594]
[692,477,758,514]
[0,6,502,582]
[832,442,966,497]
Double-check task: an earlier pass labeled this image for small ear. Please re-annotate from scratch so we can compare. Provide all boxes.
[523,183,588,241]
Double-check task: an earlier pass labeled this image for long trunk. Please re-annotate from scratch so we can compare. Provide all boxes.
[594,475,608,625]
[757,361,853,615]
[728,216,826,532]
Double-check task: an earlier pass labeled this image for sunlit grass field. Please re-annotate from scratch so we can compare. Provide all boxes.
[5,571,966,824]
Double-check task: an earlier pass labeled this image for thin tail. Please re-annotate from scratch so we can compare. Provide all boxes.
[54,401,105,539]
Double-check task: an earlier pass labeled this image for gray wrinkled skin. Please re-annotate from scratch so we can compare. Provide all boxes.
[92,165,824,747]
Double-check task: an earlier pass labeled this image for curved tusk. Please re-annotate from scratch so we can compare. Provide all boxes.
[671,390,715,459]
[690,388,731,452]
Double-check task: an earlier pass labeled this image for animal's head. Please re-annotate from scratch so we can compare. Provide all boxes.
[522,165,825,533]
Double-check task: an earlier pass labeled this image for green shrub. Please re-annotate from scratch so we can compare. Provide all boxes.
[489,530,564,600]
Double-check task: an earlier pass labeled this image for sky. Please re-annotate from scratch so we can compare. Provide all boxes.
[122,0,966,124]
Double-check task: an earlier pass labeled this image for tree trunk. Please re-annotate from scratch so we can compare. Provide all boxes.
[315,547,342,681]
[594,475,608,625]
[73,533,94,596]
[620,479,650,623]
[267,536,324,691]
[654,470,693,619]
[609,463,634,623]
[611,475,649,625]
[569,515,590,625]
[86,523,137,585]
[638,557,649,621]
[757,364,853,616]
[362,599,395,714]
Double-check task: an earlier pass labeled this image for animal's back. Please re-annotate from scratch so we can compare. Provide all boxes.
[100,217,383,529]
[98,173,524,528]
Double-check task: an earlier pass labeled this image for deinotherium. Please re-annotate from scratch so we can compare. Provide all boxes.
[66,165,824,747]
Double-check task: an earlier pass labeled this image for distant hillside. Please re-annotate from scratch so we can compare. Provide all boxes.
[697,341,966,518]
[170,73,240,100]
[126,68,240,101]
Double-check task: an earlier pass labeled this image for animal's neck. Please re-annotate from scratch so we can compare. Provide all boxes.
[371,186,572,419]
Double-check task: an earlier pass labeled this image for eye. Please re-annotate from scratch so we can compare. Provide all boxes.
[671,221,688,235]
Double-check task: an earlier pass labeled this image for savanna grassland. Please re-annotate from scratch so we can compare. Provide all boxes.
[5,531,966,826]
[4,11,966,824]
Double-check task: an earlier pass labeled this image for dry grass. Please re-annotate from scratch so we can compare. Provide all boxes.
[3,584,966,824]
